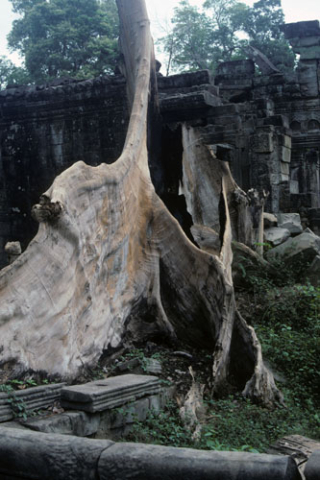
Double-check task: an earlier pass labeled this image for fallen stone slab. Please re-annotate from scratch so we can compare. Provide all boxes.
[0,427,302,480]
[305,450,320,480]
[0,383,65,423]
[264,212,278,228]
[61,374,162,413]
[3,383,172,440]
[99,442,302,480]
[269,435,320,476]
[276,213,303,235]
[16,410,100,437]
[266,229,320,265]
[0,426,113,480]
[232,241,281,289]
[264,227,291,246]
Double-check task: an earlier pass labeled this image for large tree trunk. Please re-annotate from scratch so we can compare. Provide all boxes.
[0,0,282,406]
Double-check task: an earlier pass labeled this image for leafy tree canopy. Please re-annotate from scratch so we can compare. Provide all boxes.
[159,0,295,75]
[7,0,119,84]
[0,55,30,90]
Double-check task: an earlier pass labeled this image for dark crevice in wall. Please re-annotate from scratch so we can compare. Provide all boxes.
[152,124,197,245]
[218,183,227,252]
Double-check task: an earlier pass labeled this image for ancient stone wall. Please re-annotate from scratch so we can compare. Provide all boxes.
[1,21,320,265]
[0,76,129,267]
[213,21,320,228]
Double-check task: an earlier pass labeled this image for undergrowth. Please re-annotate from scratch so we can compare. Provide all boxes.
[126,252,320,452]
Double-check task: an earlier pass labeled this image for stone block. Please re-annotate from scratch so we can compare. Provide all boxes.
[290,36,320,48]
[98,443,301,480]
[278,134,292,149]
[148,394,162,411]
[280,162,290,176]
[208,104,238,116]
[112,358,141,375]
[276,213,303,235]
[144,359,162,375]
[125,397,149,423]
[157,70,212,90]
[263,115,289,128]
[281,21,320,40]
[61,374,162,413]
[18,410,101,437]
[299,46,320,60]
[0,426,113,480]
[266,229,320,265]
[217,59,255,76]
[251,133,274,153]
[270,174,281,186]
[105,397,150,429]
[21,412,73,435]
[305,450,320,480]
[279,146,291,163]
[290,180,299,194]
[264,213,278,228]
[160,91,219,112]
[0,427,302,480]
[280,173,289,183]
[298,62,319,96]
[264,227,291,246]
[269,435,320,477]
[0,383,66,423]
[4,241,21,264]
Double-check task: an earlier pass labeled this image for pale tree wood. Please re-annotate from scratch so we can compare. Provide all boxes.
[179,367,205,441]
[0,0,282,406]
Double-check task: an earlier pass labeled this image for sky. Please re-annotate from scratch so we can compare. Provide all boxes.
[0,0,319,67]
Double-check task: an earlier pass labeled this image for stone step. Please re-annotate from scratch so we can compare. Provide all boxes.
[61,374,162,413]
[0,383,65,422]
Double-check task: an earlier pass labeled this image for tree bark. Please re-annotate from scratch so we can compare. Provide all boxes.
[0,0,282,406]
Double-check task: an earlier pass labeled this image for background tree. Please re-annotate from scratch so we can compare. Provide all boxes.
[160,0,294,75]
[0,55,30,89]
[7,0,119,84]
[159,1,214,72]
[239,0,295,71]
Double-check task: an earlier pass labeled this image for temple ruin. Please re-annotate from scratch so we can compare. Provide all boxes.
[0,20,319,268]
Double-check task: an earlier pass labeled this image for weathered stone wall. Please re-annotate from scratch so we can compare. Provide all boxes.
[1,20,320,265]
[0,76,129,267]
[213,21,320,226]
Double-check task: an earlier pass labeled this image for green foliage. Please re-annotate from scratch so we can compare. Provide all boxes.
[202,394,319,451]
[126,254,320,452]
[0,55,30,89]
[239,249,319,406]
[159,1,216,73]
[254,284,320,406]
[0,383,29,420]
[127,402,196,448]
[0,376,58,420]
[159,0,294,75]
[127,393,319,452]
[238,0,295,71]
[7,0,119,83]
[237,246,310,294]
